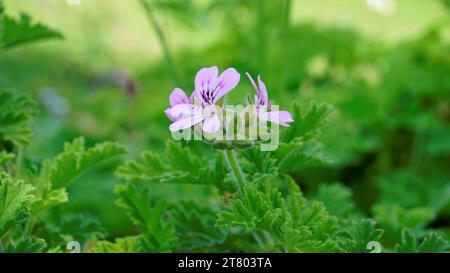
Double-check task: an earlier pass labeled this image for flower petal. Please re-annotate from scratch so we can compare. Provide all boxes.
[166,103,201,121]
[165,108,178,122]
[169,113,204,132]
[190,89,199,102]
[195,66,218,95]
[259,110,294,127]
[257,76,269,106]
[202,114,221,133]
[169,88,190,107]
[213,68,240,103]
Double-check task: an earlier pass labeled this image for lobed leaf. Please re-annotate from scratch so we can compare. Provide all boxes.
[0,172,34,235]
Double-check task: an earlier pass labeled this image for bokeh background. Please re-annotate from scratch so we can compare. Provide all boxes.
[1,0,449,241]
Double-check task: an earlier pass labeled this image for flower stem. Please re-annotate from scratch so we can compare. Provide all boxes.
[223,149,246,198]
[139,0,180,84]
[256,0,267,72]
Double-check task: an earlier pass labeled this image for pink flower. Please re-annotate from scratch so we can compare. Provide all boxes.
[246,73,294,127]
[166,66,240,133]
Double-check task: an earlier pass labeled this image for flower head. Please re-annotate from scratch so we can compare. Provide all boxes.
[165,66,240,133]
[246,73,294,127]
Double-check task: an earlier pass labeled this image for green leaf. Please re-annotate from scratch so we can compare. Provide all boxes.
[315,183,356,217]
[51,138,127,189]
[90,236,139,253]
[373,204,435,244]
[377,170,450,213]
[170,201,227,252]
[0,151,14,165]
[339,219,384,253]
[417,232,450,253]
[0,91,35,148]
[217,177,339,252]
[3,237,46,253]
[275,141,331,173]
[116,141,226,186]
[1,12,62,49]
[58,214,108,242]
[282,102,333,143]
[0,172,34,235]
[395,229,450,253]
[239,148,278,182]
[31,138,126,212]
[115,183,177,252]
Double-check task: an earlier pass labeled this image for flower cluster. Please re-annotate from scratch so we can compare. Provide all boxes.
[165,66,294,136]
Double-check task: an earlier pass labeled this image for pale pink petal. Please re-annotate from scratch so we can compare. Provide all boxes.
[259,111,294,127]
[213,68,240,103]
[169,88,190,107]
[190,90,199,102]
[195,66,218,95]
[202,114,221,133]
[257,76,269,106]
[171,103,202,115]
[165,108,178,122]
[169,113,204,132]
[166,103,201,121]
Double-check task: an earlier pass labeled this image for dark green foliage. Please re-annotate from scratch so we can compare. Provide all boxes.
[395,229,450,253]
[0,10,62,49]
[0,0,449,254]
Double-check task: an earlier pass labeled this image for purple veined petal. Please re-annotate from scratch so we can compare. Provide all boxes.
[259,110,294,127]
[257,75,269,106]
[212,68,241,103]
[202,114,221,133]
[246,73,269,107]
[195,66,219,96]
[169,113,204,132]
[169,88,190,107]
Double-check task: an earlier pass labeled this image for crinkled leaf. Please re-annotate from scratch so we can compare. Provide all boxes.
[339,219,384,253]
[395,229,450,253]
[0,91,35,148]
[3,237,46,253]
[31,138,126,213]
[115,183,177,252]
[315,183,356,217]
[373,204,435,243]
[0,173,34,235]
[1,12,62,49]
[171,201,227,252]
[116,141,225,186]
[217,178,339,252]
[90,236,138,253]
[282,102,333,143]
[51,137,127,189]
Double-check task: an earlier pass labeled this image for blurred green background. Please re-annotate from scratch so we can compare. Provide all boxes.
[1,0,449,240]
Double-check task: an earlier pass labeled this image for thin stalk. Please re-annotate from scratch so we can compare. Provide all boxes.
[223,149,246,198]
[256,0,266,72]
[139,0,180,84]
[282,0,292,29]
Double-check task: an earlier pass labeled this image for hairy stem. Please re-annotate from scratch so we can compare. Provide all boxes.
[223,149,246,198]
[139,0,180,84]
